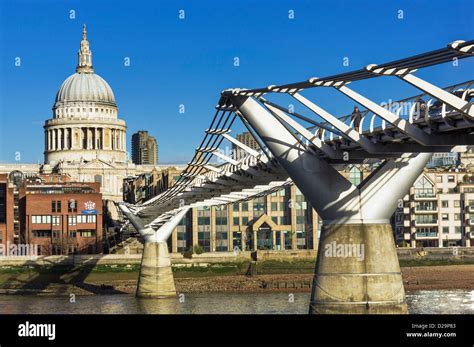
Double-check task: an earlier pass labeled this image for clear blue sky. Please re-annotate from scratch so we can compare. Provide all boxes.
[0,0,473,164]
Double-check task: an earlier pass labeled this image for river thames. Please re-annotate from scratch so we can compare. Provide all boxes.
[0,290,473,314]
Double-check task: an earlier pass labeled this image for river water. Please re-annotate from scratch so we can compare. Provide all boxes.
[0,290,473,314]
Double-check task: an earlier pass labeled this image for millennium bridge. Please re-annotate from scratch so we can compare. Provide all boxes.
[118,39,474,314]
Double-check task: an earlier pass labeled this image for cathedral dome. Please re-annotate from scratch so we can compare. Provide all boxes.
[55,72,116,105]
[44,24,127,165]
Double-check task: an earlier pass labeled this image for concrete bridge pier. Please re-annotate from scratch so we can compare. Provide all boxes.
[233,95,432,314]
[118,205,189,298]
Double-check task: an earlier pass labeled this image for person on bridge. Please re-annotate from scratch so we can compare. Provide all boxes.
[414,97,427,121]
[351,106,362,132]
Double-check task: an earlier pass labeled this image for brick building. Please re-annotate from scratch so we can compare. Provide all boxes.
[0,172,103,255]
[0,173,15,246]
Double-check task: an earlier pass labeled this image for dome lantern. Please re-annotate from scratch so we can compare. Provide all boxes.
[76,23,94,73]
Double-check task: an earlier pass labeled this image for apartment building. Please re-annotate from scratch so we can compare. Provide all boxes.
[394,169,474,247]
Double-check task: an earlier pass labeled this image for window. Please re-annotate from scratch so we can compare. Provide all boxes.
[415,215,438,224]
[32,230,52,238]
[216,231,228,252]
[442,227,449,234]
[272,216,278,224]
[442,214,449,221]
[51,201,56,212]
[414,176,435,198]
[349,166,362,186]
[233,232,242,249]
[447,175,455,183]
[454,201,460,208]
[271,202,278,211]
[198,231,211,252]
[233,217,239,225]
[454,214,460,221]
[441,200,449,208]
[242,217,248,225]
[69,231,77,238]
[52,216,60,226]
[32,215,51,224]
[198,217,210,225]
[75,215,97,224]
[242,202,248,212]
[454,227,461,234]
[79,230,95,237]
[68,199,77,213]
[68,216,77,226]
[436,175,443,183]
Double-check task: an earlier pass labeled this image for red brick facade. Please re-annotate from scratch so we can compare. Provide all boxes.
[0,174,15,247]
[1,173,103,255]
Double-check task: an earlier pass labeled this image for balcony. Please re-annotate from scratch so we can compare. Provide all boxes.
[414,193,437,201]
[414,207,438,214]
[414,219,438,227]
[415,231,439,239]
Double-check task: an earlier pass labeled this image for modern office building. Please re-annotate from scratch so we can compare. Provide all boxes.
[232,131,260,160]
[131,131,159,165]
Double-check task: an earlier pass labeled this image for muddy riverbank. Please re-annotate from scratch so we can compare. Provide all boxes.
[0,264,472,296]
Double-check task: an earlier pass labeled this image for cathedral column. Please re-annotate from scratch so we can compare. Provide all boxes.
[48,130,51,151]
[111,129,115,150]
[117,130,122,150]
[123,130,126,151]
[82,127,86,150]
[63,127,68,150]
[88,128,92,149]
[101,128,104,150]
[52,129,57,150]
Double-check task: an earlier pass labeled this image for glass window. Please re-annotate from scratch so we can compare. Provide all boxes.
[454,201,460,208]
[271,202,278,211]
[442,214,449,221]
[242,202,248,212]
[233,217,239,225]
[414,176,435,198]
[198,217,210,225]
[442,227,449,234]
[441,200,449,208]
[349,166,362,186]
